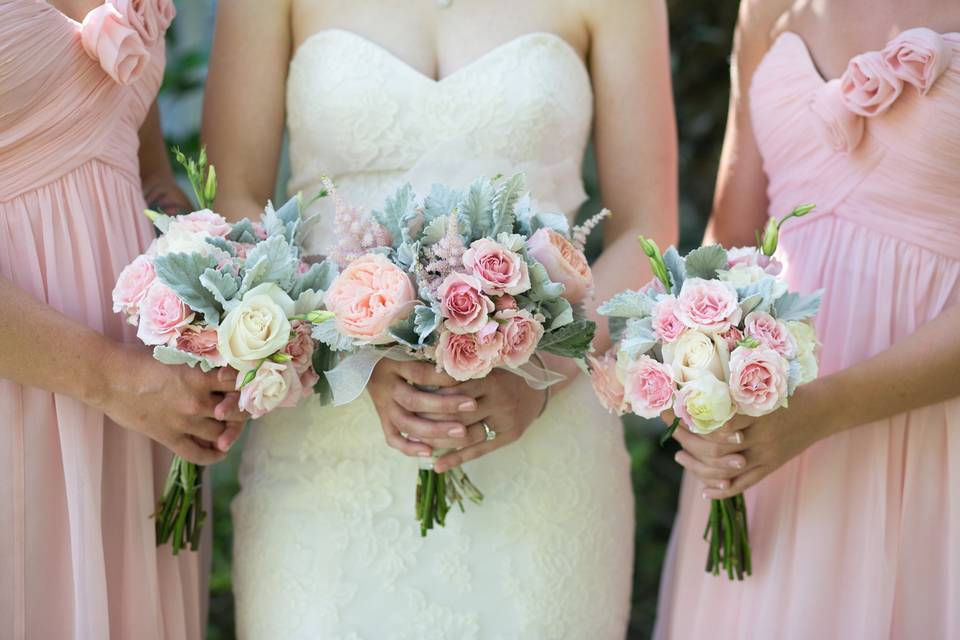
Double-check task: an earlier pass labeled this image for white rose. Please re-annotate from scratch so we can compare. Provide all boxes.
[155,225,215,257]
[218,283,295,372]
[718,265,788,299]
[786,320,820,385]
[675,374,737,434]
[661,330,729,383]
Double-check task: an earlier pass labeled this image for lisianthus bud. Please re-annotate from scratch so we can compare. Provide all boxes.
[306,309,335,324]
[638,236,671,290]
[738,336,761,349]
[760,217,780,256]
[204,165,218,205]
[269,352,293,363]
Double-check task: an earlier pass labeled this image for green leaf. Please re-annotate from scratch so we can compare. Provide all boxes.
[620,317,658,357]
[736,279,777,315]
[388,314,421,348]
[684,245,728,280]
[311,343,339,405]
[413,304,441,344]
[597,289,657,318]
[311,318,356,351]
[529,211,570,236]
[491,173,524,236]
[527,260,565,301]
[662,247,686,294]
[227,218,258,244]
[537,319,596,359]
[772,290,823,321]
[373,183,417,246]
[608,316,628,343]
[540,297,574,331]
[291,260,338,298]
[395,241,421,271]
[199,268,240,311]
[240,235,298,293]
[153,252,222,324]
[420,216,448,246]
[151,212,173,233]
[153,346,217,372]
[423,184,463,223]
[460,177,495,237]
[204,236,236,256]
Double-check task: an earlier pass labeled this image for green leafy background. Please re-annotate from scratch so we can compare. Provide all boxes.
[160,3,738,637]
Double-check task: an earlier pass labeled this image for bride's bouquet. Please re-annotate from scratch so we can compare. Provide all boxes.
[589,206,822,580]
[112,151,334,553]
[314,174,603,536]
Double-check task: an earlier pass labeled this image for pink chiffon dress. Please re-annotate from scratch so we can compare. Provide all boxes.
[656,28,960,639]
[0,2,207,638]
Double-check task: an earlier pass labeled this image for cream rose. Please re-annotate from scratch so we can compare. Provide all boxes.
[217,283,295,373]
[786,320,820,385]
[673,374,737,435]
[661,330,729,383]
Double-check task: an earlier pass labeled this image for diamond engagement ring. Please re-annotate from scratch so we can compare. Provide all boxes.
[481,421,497,442]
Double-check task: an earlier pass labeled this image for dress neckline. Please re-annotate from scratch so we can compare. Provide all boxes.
[290,28,588,86]
[38,0,105,26]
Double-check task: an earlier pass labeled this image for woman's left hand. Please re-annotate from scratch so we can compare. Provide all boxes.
[426,369,546,473]
[143,179,194,215]
[673,382,837,500]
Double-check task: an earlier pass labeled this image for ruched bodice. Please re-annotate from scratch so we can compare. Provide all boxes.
[750,30,960,261]
[657,28,960,640]
[0,1,166,201]
[286,30,593,255]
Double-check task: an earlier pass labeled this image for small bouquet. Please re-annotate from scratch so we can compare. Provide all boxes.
[590,205,822,580]
[112,150,334,553]
[315,174,604,536]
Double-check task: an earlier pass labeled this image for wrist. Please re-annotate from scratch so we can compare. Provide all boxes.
[82,340,134,412]
[803,374,850,442]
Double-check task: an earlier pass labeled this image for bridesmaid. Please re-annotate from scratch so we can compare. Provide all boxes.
[657,1,960,638]
[0,2,243,638]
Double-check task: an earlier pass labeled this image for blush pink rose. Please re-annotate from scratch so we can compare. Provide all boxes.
[494,294,519,312]
[462,238,531,296]
[438,272,495,334]
[651,296,685,343]
[587,350,626,415]
[728,346,789,417]
[718,326,744,352]
[725,247,783,275]
[168,210,232,238]
[136,283,195,346]
[324,253,416,344]
[80,3,149,85]
[283,320,315,373]
[675,278,742,333]
[840,50,904,117]
[620,355,676,419]
[435,328,502,381]
[810,79,865,153]
[299,368,320,395]
[882,28,950,95]
[497,310,544,368]
[526,229,593,304]
[237,361,303,419]
[112,255,156,318]
[175,325,226,367]
[744,311,794,357]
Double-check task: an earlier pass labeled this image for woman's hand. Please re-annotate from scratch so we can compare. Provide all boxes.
[142,178,194,215]
[367,358,479,458]
[93,345,249,465]
[431,369,546,473]
[672,382,836,499]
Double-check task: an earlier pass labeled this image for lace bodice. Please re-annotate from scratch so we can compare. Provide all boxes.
[286,29,593,255]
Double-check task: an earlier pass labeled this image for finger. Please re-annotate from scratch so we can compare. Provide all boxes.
[203,367,240,392]
[434,429,517,473]
[392,409,468,442]
[703,467,769,500]
[183,418,227,444]
[213,393,247,422]
[380,419,433,457]
[674,450,742,482]
[216,421,246,453]
[398,361,459,389]
[673,426,748,459]
[698,415,754,445]
[418,422,489,450]
[392,382,478,415]
[439,379,486,399]
[174,435,227,465]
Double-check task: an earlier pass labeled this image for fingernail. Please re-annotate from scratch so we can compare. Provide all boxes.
[727,432,743,444]
[448,427,466,437]
[701,490,709,500]
[716,481,729,490]
[728,458,744,469]
[417,451,431,458]
[458,401,476,412]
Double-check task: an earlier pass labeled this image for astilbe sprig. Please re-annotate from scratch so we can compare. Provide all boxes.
[421,209,468,295]
[323,176,391,268]
[571,208,611,253]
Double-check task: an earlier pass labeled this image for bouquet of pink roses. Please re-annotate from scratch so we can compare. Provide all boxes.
[590,205,822,580]
[112,150,334,553]
[314,174,604,536]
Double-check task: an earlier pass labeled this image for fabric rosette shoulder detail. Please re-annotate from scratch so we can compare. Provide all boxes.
[808,27,951,153]
[79,0,176,85]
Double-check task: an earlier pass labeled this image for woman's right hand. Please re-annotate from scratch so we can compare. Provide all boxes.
[367,358,478,458]
[92,345,247,465]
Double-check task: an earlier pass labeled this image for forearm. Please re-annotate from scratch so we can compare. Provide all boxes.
[816,304,960,436]
[0,275,116,405]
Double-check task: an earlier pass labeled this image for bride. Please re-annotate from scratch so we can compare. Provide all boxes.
[203,0,676,637]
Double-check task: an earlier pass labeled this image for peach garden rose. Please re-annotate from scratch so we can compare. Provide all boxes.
[324,253,416,344]
[526,228,593,304]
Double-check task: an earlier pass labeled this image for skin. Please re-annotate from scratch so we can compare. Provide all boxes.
[1,1,245,463]
[203,0,678,471]
[678,0,960,498]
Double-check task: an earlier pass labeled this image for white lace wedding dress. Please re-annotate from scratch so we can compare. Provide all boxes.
[231,30,634,640]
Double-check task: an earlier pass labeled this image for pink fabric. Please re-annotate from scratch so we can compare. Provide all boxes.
[0,3,207,640]
[656,30,960,639]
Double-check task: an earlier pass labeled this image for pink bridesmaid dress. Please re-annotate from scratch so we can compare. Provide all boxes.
[657,28,960,639]
[0,2,207,638]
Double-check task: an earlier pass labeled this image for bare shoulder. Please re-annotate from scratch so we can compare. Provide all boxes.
[575,0,668,33]
[734,0,798,62]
